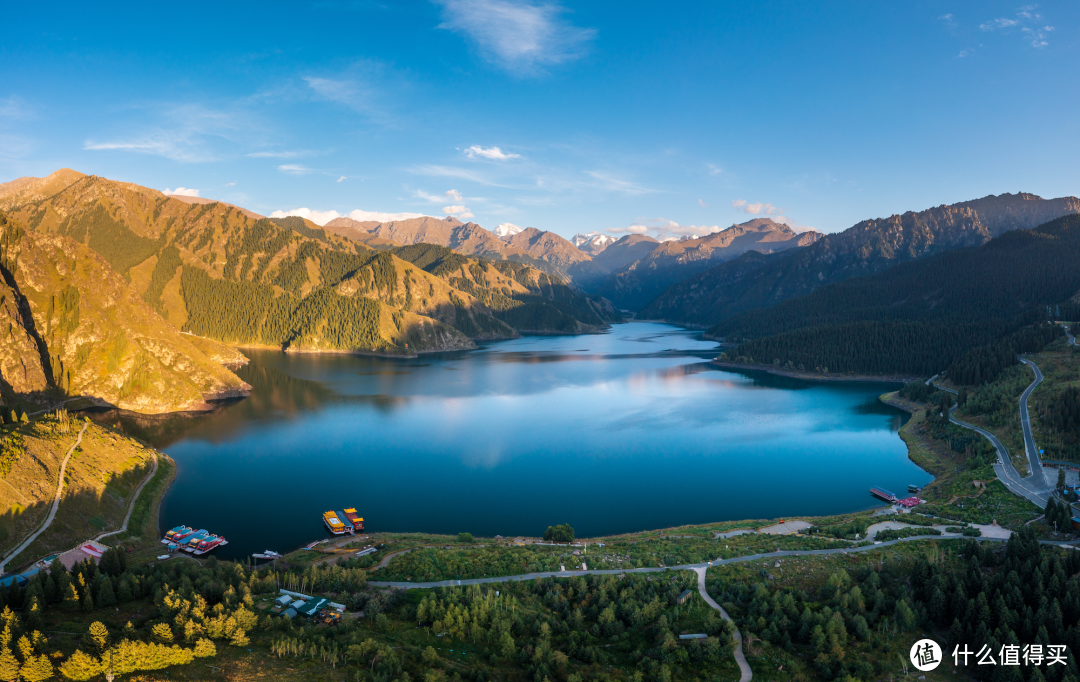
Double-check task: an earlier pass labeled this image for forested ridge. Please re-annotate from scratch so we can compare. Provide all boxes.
[5,175,616,356]
[719,216,1080,379]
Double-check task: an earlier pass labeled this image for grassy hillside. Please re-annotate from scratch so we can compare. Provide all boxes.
[0,212,250,413]
[0,411,157,566]
[715,216,1080,378]
[7,174,614,354]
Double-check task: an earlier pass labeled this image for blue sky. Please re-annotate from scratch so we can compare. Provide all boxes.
[2,1,1077,239]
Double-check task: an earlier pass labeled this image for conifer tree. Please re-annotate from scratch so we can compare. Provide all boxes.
[193,638,216,658]
[57,650,102,682]
[86,622,108,653]
[18,654,53,682]
[95,576,116,609]
[0,629,20,682]
[151,622,173,645]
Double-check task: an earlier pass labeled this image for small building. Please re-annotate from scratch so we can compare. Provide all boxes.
[282,608,297,619]
[1072,517,1080,533]
[295,597,330,618]
[275,595,293,607]
[0,574,27,589]
[677,589,693,604]
[289,599,307,609]
[679,633,708,640]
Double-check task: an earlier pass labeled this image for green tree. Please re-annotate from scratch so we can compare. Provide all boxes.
[150,623,173,645]
[1058,467,1067,491]
[543,524,575,543]
[456,533,474,543]
[95,576,116,609]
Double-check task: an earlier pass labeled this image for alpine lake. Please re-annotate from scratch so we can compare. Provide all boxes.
[92,322,931,559]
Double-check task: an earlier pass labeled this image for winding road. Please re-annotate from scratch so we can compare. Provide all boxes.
[0,422,88,573]
[933,360,1054,508]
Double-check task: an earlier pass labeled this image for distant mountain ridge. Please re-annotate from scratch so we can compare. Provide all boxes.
[642,192,1080,324]
[572,232,617,255]
[324,215,591,279]
[575,218,821,310]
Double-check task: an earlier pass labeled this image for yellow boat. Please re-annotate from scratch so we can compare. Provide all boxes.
[323,511,347,535]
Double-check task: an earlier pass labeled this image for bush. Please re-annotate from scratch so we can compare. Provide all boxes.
[457,532,474,543]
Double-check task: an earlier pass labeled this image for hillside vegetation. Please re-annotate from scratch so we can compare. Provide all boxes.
[716,216,1080,378]
[643,192,1080,323]
[0,212,250,413]
[0,411,157,565]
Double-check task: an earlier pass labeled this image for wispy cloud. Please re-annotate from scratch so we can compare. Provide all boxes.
[463,145,521,160]
[584,171,656,195]
[957,48,975,58]
[337,176,347,182]
[605,218,722,241]
[0,134,35,160]
[83,103,253,163]
[164,187,200,197]
[706,163,723,176]
[0,96,32,119]
[269,207,430,226]
[435,0,596,75]
[980,5,1054,47]
[410,164,516,187]
[277,164,315,175]
[247,150,315,158]
[698,199,706,208]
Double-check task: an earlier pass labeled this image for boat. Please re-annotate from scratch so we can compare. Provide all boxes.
[323,511,348,535]
[181,530,209,552]
[252,550,283,560]
[162,525,195,544]
[192,535,227,555]
[343,508,364,532]
[908,484,921,493]
[870,487,899,503]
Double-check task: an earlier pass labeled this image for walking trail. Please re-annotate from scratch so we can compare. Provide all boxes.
[95,451,159,541]
[0,422,87,573]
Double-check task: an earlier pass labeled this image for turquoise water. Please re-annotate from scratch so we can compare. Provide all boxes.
[95,323,930,558]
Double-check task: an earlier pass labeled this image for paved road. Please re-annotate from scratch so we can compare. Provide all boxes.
[0,422,88,573]
[1017,358,1049,488]
[933,366,1054,508]
[95,451,159,542]
[693,566,751,682]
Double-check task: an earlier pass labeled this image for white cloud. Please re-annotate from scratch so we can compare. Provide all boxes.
[225,182,236,187]
[732,199,781,215]
[164,187,200,197]
[979,6,1053,47]
[337,176,347,182]
[409,164,514,187]
[436,0,596,75]
[706,163,723,176]
[416,188,466,203]
[269,207,431,226]
[958,48,975,58]
[247,150,313,158]
[698,199,706,208]
[463,145,521,160]
[277,164,314,175]
[442,204,475,219]
[605,225,650,235]
[0,134,35,160]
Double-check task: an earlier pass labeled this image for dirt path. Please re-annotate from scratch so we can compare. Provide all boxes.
[95,451,159,542]
[0,422,88,573]
[693,566,752,682]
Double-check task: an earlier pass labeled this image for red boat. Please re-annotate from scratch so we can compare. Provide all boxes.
[343,508,364,532]
[191,535,228,555]
[161,525,196,545]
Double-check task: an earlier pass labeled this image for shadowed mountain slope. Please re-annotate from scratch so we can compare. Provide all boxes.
[716,215,1080,378]
[642,192,1080,325]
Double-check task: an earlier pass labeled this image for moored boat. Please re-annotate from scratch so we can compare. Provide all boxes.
[343,508,364,532]
[870,487,898,503]
[323,511,347,535]
[181,530,209,552]
[192,535,227,555]
[162,525,195,544]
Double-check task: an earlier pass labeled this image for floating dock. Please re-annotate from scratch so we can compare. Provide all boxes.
[870,487,899,504]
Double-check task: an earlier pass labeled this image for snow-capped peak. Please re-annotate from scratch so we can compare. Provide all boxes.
[571,232,616,248]
[493,223,524,239]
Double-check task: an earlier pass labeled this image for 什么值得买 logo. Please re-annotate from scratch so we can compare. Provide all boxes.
[910,639,942,672]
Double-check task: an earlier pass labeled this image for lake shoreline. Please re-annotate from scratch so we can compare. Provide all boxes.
[712,359,918,384]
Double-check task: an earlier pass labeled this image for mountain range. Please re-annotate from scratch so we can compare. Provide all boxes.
[0,170,618,413]
[642,192,1080,324]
